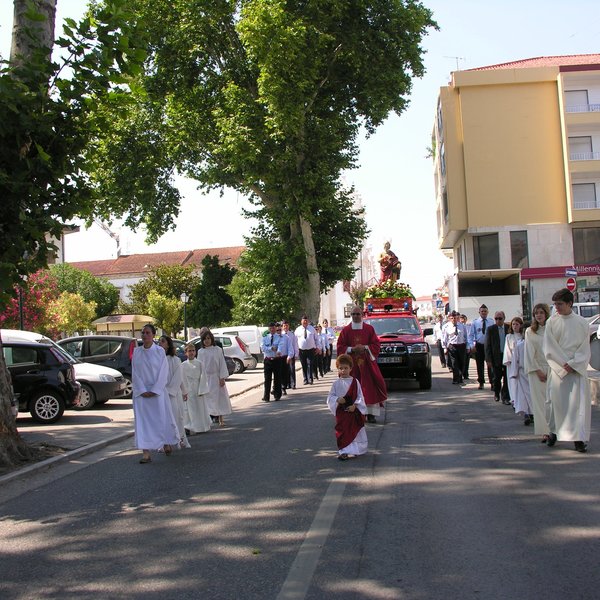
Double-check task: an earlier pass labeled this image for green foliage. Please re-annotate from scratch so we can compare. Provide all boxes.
[365,280,415,299]
[146,290,181,336]
[127,264,199,315]
[50,291,97,336]
[49,263,119,319]
[188,255,236,328]
[0,0,148,310]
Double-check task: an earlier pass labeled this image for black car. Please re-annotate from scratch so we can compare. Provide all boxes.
[3,341,81,424]
[58,335,137,398]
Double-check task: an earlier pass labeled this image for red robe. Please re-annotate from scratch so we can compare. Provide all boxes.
[335,378,366,449]
[337,322,387,405]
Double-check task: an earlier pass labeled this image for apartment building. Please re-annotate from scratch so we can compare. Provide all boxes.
[432,54,600,321]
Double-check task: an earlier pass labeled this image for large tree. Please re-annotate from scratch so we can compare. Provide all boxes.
[90,0,437,318]
[0,0,146,470]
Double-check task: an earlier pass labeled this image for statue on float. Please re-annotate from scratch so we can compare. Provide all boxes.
[378,241,401,283]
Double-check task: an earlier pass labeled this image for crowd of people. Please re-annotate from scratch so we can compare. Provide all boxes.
[433,288,592,453]
[132,324,232,464]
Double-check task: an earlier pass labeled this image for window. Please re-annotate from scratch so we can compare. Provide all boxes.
[573,228,600,264]
[473,234,500,270]
[510,230,529,268]
[569,136,593,160]
[89,339,121,356]
[3,346,39,366]
[572,183,597,209]
[565,90,589,112]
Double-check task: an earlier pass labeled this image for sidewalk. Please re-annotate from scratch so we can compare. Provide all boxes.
[1,367,268,484]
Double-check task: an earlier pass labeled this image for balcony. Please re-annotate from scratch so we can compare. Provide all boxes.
[566,104,600,113]
[570,152,600,161]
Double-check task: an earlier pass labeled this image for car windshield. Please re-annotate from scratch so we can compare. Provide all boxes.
[36,337,79,364]
[364,317,420,336]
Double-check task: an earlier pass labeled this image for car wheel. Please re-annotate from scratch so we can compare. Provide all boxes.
[29,390,65,424]
[75,383,96,410]
[123,375,133,399]
[232,358,245,374]
[417,368,432,390]
[591,334,597,343]
[248,357,258,370]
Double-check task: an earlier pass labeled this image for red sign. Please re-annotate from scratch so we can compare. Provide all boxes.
[566,277,576,291]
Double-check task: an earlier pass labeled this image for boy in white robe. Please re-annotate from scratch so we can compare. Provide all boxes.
[182,343,213,433]
[327,354,368,460]
[544,288,591,453]
[132,324,180,463]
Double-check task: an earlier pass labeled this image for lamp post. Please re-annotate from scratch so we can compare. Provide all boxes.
[180,292,189,341]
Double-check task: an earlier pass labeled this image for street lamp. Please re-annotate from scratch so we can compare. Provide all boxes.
[180,292,189,341]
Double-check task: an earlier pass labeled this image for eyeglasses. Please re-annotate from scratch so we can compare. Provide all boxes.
[351,312,361,316]
[495,317,504,321]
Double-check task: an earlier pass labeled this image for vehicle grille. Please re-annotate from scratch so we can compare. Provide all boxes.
[380,344,407,355]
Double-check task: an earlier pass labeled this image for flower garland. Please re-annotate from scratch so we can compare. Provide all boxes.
[365,280,415,300]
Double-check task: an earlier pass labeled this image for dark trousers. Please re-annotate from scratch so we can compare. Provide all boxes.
[263,357,282,400]
[448,344,465,383]
[286,358,296,389]
[316,351,325,377]
[491,363,510,400]
[299,349,315,383]
[436,340,446,368]
[325,345,333,372]
[475,343,493,385]
[462,346,470,379]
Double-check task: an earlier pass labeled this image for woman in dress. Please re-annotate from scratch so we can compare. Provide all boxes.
[182,343,212,434]
[197,329,232,426]
[512,325,534,426]
[158,335,191,449]
[524,303,551,442]
[131,324,180,463]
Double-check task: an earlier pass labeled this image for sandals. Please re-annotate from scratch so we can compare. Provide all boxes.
[139,456,152,464]
[338,453,349,461]
[164,444,173,455]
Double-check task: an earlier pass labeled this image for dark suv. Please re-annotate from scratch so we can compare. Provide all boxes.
[58,336,137,398]
[3,341,80,423]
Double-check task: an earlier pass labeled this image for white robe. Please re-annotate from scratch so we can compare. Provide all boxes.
[197,345,232,417]
[132,344,180,451]
[327,377,368,456]
[166,355,191,448]
[511,338,532,416]
[182,358,213,433]
[524,325,550,436]
[503,333,522,405]
[544,312,591,442]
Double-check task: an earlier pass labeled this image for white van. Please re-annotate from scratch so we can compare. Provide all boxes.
[211,326,267,360]
[550,302,599,318]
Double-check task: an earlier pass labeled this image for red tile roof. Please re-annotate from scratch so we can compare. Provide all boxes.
[69,246,246,277]
[468,54,600,72]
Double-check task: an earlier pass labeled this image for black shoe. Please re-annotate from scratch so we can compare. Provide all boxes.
[547,433,557,447]
[303,380,308,385]
[478,383,484,390]
[574,441,587,453]
[292,385,296,389]
[262,397,270,402]
[523,416,531,426]
[309,380,314,384]
[282,389,287,395]
[494,395,500,402]
[185,428,191,436]
[274,397,281,401]
[367,414,376,423]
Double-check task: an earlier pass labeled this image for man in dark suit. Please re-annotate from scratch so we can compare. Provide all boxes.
[484,311,510,403]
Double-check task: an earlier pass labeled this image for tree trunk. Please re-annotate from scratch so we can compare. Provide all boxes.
[290,214,321,321]
[10,0,56,66]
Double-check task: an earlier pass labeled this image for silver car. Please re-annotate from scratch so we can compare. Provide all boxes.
[189,334,255,374]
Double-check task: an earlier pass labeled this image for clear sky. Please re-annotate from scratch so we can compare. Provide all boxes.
[2,1,599,296]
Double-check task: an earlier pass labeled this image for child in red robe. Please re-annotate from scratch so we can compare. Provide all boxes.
[326,354,368,460]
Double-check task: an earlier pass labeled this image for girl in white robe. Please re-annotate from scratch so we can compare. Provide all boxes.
[512,337,533,424]
[197,330,232,426]
[182,343,213,434]
[524,303,551,442]
[503,317,523,407]
[159,336,191,449]
[132,324,180,463]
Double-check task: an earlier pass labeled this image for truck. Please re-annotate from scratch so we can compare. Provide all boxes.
[362,297,433,390]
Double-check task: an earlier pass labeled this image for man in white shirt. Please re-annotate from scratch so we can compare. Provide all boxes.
[322,318,335,373]
[469,304,494,390]
[295,315,318,385]
[433,314,446,369]
[442,311,468,385]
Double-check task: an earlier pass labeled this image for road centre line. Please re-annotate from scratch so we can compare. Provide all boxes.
[277,478,347,600]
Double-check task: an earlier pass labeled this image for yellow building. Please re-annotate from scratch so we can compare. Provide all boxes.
[433,54,600,320]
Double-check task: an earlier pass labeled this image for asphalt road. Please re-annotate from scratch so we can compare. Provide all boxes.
[1,361,600,600]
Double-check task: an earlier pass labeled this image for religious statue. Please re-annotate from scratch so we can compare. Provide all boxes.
[378,241,401,283]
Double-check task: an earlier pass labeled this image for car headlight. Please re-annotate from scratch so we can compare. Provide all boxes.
[407,343,428,354]
[98,374,117,382]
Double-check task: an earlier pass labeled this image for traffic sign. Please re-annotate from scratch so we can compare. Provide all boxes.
[566,277,576,292]
[565,268,578,277]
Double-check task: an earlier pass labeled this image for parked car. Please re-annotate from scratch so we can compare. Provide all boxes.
[188,333,254,374]
[211,326,266,362]
[3,341,80,424]
[586,314,600,341]
[57,335,137,398]
[1,329,128,409]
